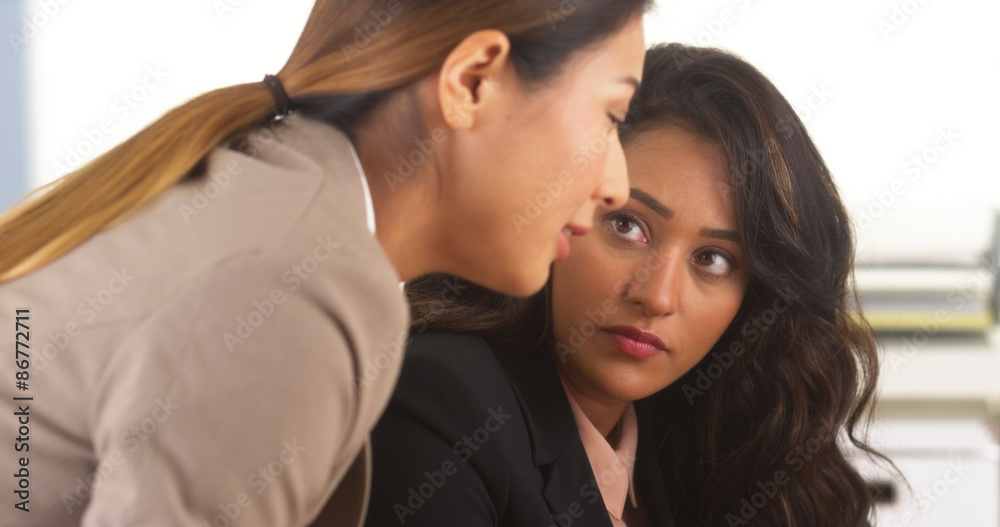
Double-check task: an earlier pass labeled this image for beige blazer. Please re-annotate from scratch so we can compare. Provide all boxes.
[0,115,409,526]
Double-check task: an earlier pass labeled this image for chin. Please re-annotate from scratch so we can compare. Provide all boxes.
[603,384,657,403]
[594,370,665,403]
[478,262,550,298]
[498,272,549,298]
[452,251,551,297]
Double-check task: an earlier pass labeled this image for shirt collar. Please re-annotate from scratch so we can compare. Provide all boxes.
[558,375,639,522]
[346,139,376,235]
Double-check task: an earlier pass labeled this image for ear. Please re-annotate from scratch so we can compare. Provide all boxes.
[438,29,510,130]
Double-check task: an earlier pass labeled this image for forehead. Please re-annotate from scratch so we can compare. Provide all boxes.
[625,127,735,218]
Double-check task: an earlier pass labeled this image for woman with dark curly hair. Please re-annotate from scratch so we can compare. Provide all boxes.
[364,43,884,527]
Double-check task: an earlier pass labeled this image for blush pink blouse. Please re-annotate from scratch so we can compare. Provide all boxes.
[559,376,639,527]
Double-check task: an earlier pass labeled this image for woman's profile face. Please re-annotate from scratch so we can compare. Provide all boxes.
[439,17,646,297]
[550,127,749,403]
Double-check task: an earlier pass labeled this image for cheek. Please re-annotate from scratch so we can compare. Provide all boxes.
[550,262,584,334]
[687,291,745,359]
[542,147,613,234]
[572,129,615,180]
[551,243,614,323]
[555,107,615,194]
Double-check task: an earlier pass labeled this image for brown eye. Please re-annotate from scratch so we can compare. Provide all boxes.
[604,210,648,243]
[696,251,734,278]
[605,212,647,243]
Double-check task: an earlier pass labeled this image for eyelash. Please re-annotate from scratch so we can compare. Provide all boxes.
[606,211,647,243]
[608,112,624,125]
[605,211,738,280]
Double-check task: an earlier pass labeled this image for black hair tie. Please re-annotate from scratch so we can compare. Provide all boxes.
[263,74,292,116]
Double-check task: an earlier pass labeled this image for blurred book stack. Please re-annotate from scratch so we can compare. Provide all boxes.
[854,207,1000,334]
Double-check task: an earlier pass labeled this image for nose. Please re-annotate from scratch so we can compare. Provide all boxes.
[624,251,680,318]
[594,133,630,211]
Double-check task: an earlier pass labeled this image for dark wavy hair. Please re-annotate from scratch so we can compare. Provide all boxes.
[405,43,886,526]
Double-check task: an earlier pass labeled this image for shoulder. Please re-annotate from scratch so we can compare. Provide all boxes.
[188,115,369,253]
[6,113,386,326]
[405,332,508,378]
[370,333,536,521]
[165,112,406,334]
[380,332,531,461]
[392,332,517,416]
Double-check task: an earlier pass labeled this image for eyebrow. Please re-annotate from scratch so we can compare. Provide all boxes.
[700,228,741,243]
[618,76,640,90]
[629,187,741,244]
[630,188,672,219]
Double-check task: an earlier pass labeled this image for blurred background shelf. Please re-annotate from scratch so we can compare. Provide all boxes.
[878,333,1000,406]
[855,205,1000,525]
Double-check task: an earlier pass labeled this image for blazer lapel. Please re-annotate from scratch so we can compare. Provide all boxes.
[633,441,676,527]
[494,345,612,527]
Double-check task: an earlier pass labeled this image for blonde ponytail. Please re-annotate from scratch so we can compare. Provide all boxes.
[0,84,273,282]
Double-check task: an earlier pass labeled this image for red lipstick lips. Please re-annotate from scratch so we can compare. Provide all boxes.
[604,325,667,359]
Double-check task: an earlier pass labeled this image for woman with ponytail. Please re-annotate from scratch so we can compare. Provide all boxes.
[0,1,649,525]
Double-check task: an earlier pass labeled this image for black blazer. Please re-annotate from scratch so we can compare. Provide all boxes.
[363,332,676,527]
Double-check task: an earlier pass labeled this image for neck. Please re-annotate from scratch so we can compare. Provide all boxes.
[354,128,443,282]
[349,85,454,283]
[358,151,437,282]
[556,362,630,440]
